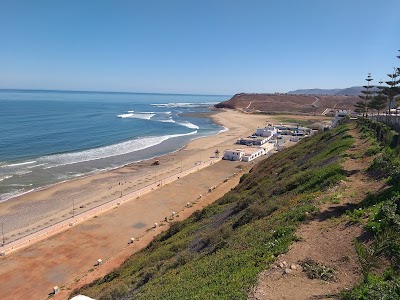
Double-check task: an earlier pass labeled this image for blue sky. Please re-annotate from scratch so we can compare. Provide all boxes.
[0,0,399,94]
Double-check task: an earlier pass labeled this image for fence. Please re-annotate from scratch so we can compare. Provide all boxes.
[369,115,400,132]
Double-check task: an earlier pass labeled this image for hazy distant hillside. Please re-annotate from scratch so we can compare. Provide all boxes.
[288,86,363,96]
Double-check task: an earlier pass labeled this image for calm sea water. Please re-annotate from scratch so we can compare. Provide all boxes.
[0,90,229,201]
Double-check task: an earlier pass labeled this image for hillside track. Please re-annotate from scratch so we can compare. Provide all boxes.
[248,124,385,300]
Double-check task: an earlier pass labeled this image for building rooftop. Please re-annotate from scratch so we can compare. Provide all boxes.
[243,147,263,155]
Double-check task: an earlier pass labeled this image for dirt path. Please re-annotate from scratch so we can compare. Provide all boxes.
[248,125,384,300]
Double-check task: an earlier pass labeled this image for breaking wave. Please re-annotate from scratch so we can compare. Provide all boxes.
[159,119,176,123]
[0,175,13,182]
[40,131,197,169]
[176,121,199,129]
[1,161,37,168]
[151,102,218,108]
[117,112,155,120]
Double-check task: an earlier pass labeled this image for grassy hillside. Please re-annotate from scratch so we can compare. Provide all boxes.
[74,124,354,300]
[339,119,400,299]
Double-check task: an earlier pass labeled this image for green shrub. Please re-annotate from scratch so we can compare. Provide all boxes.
[299,258,336,281]
[340,275,400,300]
[365,144,382,156]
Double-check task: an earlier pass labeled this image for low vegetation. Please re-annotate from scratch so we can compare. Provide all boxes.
[276,117,315,127]
[340,118,400,300]
[74,125,354,300]
[299,258,336,282]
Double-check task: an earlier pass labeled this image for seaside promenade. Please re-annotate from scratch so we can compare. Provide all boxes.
[1,156,221,256]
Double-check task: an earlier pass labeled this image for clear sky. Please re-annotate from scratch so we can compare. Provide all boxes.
[0,0,399,94]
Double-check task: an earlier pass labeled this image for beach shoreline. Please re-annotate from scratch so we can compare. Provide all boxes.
[0,111,223,204]
[0,109,267,246]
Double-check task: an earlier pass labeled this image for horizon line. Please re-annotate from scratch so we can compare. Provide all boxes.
[0,88,232,97]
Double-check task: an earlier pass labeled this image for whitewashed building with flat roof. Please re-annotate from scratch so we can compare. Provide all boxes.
[256,126,278,138]
[261,142,275,153]
[242,147,266,162]
[332,110,349,127]
[223,149,244,161]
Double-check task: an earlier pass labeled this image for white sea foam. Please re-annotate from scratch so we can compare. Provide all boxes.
[15,170,32,176]
[9,183,33,187]
[55,173,86,180]
[176,121,199,129]
[151,102,218,108]
[0,188,35,202]
[117,113,155,120]
[219,126,229,133]
[159,119,176,123]
[1,161,37,168]
[127,110,134,113]
[0,175,13,182]
[26,163,48,169]
[40,131,197,169]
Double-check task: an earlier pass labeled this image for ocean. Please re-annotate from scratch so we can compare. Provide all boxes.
[0,90,229,202]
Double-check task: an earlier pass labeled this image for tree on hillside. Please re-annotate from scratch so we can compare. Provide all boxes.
[397,49,400,75]
[357,73,374,117]
[395,50,400,110]
[378,51,400,115]
[354,100,367,115]
[368,81,387,115]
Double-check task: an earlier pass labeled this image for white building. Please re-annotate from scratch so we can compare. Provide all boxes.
[256,126,278,138]
[242,147,266,162]
[237,136,270,146]
[223,149,244,161]
[260,142,275,153]
[332,110,349,127]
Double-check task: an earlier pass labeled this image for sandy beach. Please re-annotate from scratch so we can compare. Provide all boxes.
[0,109,331,299]
[0,109,267,242]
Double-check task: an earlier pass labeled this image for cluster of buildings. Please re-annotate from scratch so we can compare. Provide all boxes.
[223,123,313,162]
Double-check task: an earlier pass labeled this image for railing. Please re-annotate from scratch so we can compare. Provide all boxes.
[1,157,221,255]
[368,115,400,131]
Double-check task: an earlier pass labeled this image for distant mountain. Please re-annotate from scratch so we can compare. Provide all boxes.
[288,86,363,96]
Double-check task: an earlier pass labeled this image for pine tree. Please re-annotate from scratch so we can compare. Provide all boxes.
[354,100,367,115]
[396,50,400,110]
[368,81,387,115]
[357,73,374,117]
[397,49,400,75]
[378,51,400,115]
